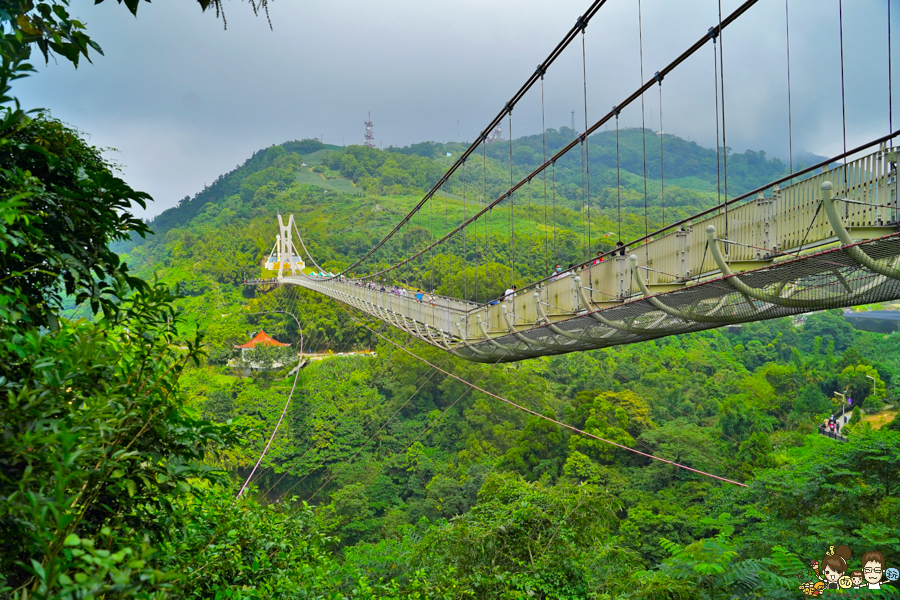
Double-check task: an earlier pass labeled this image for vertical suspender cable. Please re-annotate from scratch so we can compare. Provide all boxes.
[839,0,848,190]
[508,112,514,288]
[891,1,897,216]
[580,137,587,258]
[430,187,435,297]
[638,0,649,257]
[484,141,488,260]
[785,0,794,176]
[528,175,533,217]
[473,156,478,303]
[615,109,621,242]
[542,76,549,276]
[482,141,487,299]
[582,31,592,257]
[528,179,533,230]
[552,161,558,262]
[718,0,730,242]
[463,159,468,302]
[890,0,894,136]
[404,207,409,287]
[658,76,665,226]
[713,37,723,212]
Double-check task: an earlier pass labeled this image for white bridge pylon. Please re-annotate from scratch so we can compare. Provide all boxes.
[265,214,306,277]
[270,148,900,363]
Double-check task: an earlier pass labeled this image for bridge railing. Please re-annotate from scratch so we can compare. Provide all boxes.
[470,148,896,339]
[286,276,476,338]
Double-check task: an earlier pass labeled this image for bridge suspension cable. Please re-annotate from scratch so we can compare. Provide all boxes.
[234,310,304,503]
[275,0,900,365]
[348,0,763,283]
[507,128,900,298]
[318,0,611,281]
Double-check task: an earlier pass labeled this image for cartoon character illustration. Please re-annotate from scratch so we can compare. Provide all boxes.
[849,569,864,589]
[799,580,826,597]
[862,550,885,590]
[811,545,852,590]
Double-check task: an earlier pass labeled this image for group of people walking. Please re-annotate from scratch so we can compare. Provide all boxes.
[347,279,437,305]
[819,409,850,440]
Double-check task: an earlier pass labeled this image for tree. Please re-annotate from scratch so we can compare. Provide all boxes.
[0,112,238,598]
[838,364,885,408]
[568,391,654,462]
[416,473,618,599]
[799,310,858,353]
[500,411,567,481]
[0,6,258,596]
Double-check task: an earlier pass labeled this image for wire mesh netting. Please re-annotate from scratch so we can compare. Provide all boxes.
[282,233,900,363]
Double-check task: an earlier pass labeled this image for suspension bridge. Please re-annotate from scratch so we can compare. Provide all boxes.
[249,0,900,363]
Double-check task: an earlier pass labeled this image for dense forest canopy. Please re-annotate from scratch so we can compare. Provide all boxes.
[1,1,897,599]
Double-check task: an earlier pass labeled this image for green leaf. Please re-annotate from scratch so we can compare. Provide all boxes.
[63,533,81,546]
[30,559,45,581]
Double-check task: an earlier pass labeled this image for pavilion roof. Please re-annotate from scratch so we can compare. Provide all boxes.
[234,330,291,349]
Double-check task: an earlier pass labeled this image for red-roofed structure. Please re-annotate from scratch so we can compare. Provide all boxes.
[234,331,290,349]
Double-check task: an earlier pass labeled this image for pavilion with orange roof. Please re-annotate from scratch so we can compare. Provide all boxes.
[234,331,290,359]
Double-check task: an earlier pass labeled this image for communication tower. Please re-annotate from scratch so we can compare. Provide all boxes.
[487,124,503,143]
[364,112,376,148]
[571,110,576,132]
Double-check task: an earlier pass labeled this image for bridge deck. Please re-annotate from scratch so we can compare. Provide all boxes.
[281,148,900,362]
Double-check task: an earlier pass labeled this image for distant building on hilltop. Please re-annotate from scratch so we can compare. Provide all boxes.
[487,124,503,143]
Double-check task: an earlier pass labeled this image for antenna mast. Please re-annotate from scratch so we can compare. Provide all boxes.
[364,112,376,148]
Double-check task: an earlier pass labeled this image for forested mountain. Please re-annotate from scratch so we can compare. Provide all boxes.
[109,133,899,598]
[142,126,813,252]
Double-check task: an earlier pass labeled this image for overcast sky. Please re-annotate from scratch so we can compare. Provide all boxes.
[16,0,898,219]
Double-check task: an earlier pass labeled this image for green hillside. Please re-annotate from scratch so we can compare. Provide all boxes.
[107,133,900,598]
